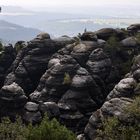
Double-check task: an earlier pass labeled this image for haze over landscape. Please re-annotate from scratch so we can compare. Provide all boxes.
[0,0,140,43]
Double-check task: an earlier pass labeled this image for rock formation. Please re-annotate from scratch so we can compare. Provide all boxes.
[0,24,140,138]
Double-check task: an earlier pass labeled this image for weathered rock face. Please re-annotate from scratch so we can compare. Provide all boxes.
[0,44,16,88]
[0,82,27,118]
[30,55,80,102]
[121,37,138,47]
[80,32,98,41]
[4,34,74,95]
[0,25,140,136]
[29,53,102,133]
[87,48,111,80]
[95,28,125,41]
[83,55,140,140]
[127,24,140,34]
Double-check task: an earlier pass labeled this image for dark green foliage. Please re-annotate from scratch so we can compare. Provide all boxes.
[14,42,25,53]
[121,28,129,37]
[0,42,4,59]
[120,59,132,76]
[97,97,140,140]
[0,114,76,140]
[27,115,76,140]
[104,36,133,75]
[0,42,3,52]
[0,117,27,140]
[125,96,140,119]
[104,36,122,58]
[136,33,140,44]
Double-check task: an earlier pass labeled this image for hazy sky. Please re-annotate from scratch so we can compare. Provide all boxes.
[1,0,140,7]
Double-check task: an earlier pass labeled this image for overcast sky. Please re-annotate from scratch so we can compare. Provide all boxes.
[1,0,140,7]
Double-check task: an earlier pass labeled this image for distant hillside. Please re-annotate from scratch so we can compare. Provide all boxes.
[0,20,41,43]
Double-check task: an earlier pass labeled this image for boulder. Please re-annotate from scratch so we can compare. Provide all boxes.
[80,32,98,41]
[53,36,75,46]
[121,37,138,47]
[25,102,39,112]
[36,32,50,40]
[95,28,125,40]
[127,24,140,34]
[0,44,16,88]
[86,48,111,80]
[0,82,27,118]
[39,102,60,118]
[23,111,42,124]
[71,41,98,67]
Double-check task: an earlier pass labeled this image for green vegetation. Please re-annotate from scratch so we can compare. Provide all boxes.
[63,73,72,85]
[0,42,3,52]
[104,36,134,75]
[125,96,140,119]
[136,33,140,44]
[0,114,76,140]
[0,42,4,58]
[121,28,129,37]
[120,59,132,76]
[0,117,27,140]
[104,36,122,57]
[14,42,25,53]
[97,97,140,140]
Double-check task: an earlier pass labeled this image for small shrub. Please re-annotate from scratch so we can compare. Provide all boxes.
[0,114,76,140]
[136,33,140,44]
[98,117,140,140]
[120,59,132,76]
[104,36,134,75]
[63,73,72,85]
[125,96,140,119]
[0,42,4,59]
[121,28,129,37]
[97,97,140,140]
[0,117,27,140]
[27,115,76,140]
[0,42,3,52]
[14,42,26,53]
[104,36,122,57]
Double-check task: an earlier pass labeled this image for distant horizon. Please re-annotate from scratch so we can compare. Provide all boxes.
[1,0,140,9]
[0,0,140,42]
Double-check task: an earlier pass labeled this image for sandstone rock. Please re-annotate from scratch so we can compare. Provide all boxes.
[71,42,98,67]
[53,36,75,46]
[107,78,136,100]
[84,98,133,140]
[25,102,39,112]
[23,111,42,124]
[95,28,125,40]
[36,32,50,40]
[39,102,60,118]
[121,37,138,47]
[80,32,98,41]
[4,35,68,94]
[0,82,27,117]
[0,44,16,88]
[84,55,140,140]
[1,26,140,136]
[86,48,111,80]
[30,55,80,102]
[127,24,140,34]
